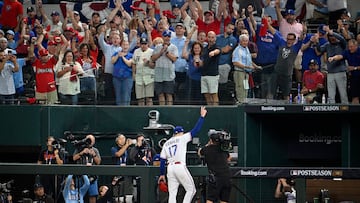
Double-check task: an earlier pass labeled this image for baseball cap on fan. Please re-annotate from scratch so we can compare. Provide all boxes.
[204,10,214,16]
[172,4,180,9]
[162,30,172,37]
[27,6,35,13]
[175,23,185,28]
[285,9,295,15]
[318,24,326,35]
[50,11,60,16]
[308,59,318,65]
[38,48,49,57]
[140,37,148,44]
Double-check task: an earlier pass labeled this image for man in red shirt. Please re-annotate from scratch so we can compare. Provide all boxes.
[30,47,58,104]
[192,1,231,35]
[300,59,325,104]
[0,0,23,32]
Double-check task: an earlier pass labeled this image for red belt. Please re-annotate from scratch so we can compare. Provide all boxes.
[174,161,181,164]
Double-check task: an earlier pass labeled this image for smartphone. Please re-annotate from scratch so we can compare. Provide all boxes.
[7,50,12,55]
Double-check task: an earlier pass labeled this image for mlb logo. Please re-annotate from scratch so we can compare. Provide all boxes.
[303,106,310,111]
[290,170,298,176]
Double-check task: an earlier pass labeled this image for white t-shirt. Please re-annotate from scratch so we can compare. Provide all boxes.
[285,188,296,203]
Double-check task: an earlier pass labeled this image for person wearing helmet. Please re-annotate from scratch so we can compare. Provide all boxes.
[158,106,207,203]
[198,129,232,203]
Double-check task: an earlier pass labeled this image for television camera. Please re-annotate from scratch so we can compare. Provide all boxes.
[0,180,14,203]
[72,137,92,151]
[0,180,13,194]
[65,132,92,151]
[51,138,67,150]
[208,129,232,152]
[51,138,68,156]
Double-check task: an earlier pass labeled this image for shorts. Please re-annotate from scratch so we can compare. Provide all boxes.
[155,81,175,95]
[201,75,219,94]
[206,176,231,202]
[35,90,58,104]
[135,82,154,99]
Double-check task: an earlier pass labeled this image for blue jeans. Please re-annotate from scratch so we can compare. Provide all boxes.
[0,94,15,104]
[113,77,133,105]
[80,77,96,91]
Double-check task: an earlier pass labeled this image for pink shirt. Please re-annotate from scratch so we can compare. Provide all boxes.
[279,18,303,39]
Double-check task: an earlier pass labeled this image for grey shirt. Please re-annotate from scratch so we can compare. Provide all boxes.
[318,32,347,73]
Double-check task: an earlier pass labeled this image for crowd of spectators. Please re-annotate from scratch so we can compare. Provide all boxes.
[0,0,359,105]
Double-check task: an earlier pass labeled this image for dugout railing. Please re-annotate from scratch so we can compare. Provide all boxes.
[1,163,360,202]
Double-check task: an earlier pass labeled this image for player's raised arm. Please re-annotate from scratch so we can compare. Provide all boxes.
[190,106,207,137]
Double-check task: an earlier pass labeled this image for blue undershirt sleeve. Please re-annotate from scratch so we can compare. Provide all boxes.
[190,116,205,138]
[160,158,166,175]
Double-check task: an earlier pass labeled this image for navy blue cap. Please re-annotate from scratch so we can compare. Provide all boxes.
[34,183,43,189]
[286,9,295,15]
[140,37,148,44]
[162,30,172,37]
[174,126,184,134]
[318,24,326,34]
[309,59,318,65]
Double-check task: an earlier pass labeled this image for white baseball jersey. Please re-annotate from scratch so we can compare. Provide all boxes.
[160,132,196,203]
[160,132,191,164]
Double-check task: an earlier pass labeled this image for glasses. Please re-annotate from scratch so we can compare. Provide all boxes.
[163,35,171,38]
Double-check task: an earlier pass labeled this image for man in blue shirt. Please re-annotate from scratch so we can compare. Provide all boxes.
[301,24,328,73]
[329,39,360,104]
[252,16,279,99]
[171,23,188,104]
[216,23,237,104]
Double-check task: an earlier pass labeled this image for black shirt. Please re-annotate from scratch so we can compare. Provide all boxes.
[200,145,230,177]
[201,44,220,76]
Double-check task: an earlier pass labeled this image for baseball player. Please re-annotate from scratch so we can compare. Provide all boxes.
[158,106,207,203]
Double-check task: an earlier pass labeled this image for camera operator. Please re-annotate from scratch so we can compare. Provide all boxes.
[129,134,156,166]
[37,136,64,198]
[111,134,132,166]
[198,129,232,203]
[72,134,101,203]
[0,180,13,203]
[38,136,64,165]
[110,134,134,202]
